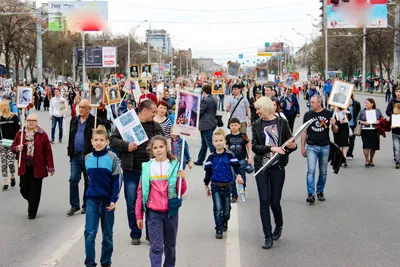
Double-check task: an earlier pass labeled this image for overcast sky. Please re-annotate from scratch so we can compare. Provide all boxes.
[37,0,322,66]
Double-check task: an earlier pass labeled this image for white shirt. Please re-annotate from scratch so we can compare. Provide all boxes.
[49,96,66,117]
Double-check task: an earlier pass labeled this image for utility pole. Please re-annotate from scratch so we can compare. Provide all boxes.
[81,32,86,83]
[324,0,328,81]
[394,3,400,81]
[363,28,367,92]
[72,47,76,81]
[36,6,43,84]
[186,54,188,77]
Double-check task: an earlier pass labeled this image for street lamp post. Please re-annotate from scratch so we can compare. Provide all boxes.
[127,20,148,78]
[280,35,294,69]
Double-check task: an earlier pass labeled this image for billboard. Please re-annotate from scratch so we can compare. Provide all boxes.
[48,1,108,32]
[77,47,116,68]
[259,42,284,53]
[327,0,388,29]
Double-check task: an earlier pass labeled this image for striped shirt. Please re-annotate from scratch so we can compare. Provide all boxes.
[158,117,172,139]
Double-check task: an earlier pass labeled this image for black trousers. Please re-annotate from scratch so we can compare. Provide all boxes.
[20,166,43,217]
[347,125,356,157]
[255,167,285,239]
[286,115,296,132]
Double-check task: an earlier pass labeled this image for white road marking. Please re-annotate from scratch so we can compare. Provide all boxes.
[226,203,241,267]
[41,223,85,267]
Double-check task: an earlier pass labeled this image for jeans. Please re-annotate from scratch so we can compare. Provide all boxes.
[197,128,216,164]
[255,167,285,238]
[218,94,225,111]
[147,210,179,267]
[306,144,330,195]
[51,116,63,142]
[393,134,400,164]
[69,154,89,209]
[123,170,142,239]
[211,184,231,231]
[347,125,356,157]
[231,159,247,198]
[84,199,114,267]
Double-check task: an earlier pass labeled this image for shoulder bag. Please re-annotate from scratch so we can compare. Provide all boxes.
[227,97,244,129]
[354,121,362,136]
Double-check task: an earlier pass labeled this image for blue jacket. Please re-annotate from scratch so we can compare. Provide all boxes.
[171,137,191,170]
[323,82,332,95]
[85,148,122,204]
[280,93,300,117]
[204,149,241,185]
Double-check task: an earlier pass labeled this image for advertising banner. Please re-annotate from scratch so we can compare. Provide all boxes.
[48,1,108,32]
[327,0,388,29]
[102,47,117,68]
[259,42,284,52]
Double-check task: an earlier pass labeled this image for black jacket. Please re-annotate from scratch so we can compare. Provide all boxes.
[386,98,400,117]
[251,116,297,169]
[67,114,108,157]
[351,99,361,121]
[329,142,346,174]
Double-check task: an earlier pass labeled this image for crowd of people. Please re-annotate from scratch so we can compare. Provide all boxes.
[0,74,399,267]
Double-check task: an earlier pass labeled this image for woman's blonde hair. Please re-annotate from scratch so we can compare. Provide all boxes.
[254,96,274,116]
[0,100,13,119]
[147,135,175,162]
[92,125,108,139]
[213,128,226,138]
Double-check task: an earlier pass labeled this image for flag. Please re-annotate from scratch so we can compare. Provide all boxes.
[292,84,299,95]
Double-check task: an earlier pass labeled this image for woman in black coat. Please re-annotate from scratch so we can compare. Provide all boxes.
[252,96,297,250]
[34,88,41,111]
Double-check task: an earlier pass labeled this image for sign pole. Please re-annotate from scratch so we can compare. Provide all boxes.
[94,107,98,129]
[178,138,185,199]
[18,110,25,168]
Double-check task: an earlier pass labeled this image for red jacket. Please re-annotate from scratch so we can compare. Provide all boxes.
[11,127,55,179]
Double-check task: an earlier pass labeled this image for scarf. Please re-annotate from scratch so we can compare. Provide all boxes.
[24,128,36,163]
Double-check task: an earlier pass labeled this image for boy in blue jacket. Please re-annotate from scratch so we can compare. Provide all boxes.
[84,125,122,267]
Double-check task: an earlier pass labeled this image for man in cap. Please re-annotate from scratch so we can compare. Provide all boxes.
[138,81,157,106]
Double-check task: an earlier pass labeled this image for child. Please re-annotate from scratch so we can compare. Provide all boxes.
[225,118,253,203]
[391,103,400,169]
[136,135,187,267]
[84,125,122,267]
[169,104,176,126]
[170,128,193,170]
[204,129,243,239]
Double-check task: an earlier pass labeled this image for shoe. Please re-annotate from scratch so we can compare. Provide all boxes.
[101,264,111,267]
[231,197,237,203]
[396,163,400,169]
[343,162,348,168]
[2,184,8,191]
[10,178,15,187]
[317,192,325,201]
[306,194,315,204]
[346,156,353,160]
[193,161,203,166]
[81,207,86,214]
[272,226,283,241]
[223,222,228,232]
[215,230,223,239]
[28,215,36,220]
[146,236,150,243]
[59,140,62,144]
[131,238,141,245]
[66,207,80,216]
[365,163,370,168]
[50,140,54,144]
[369,163,375,167]
[262,237,273,249]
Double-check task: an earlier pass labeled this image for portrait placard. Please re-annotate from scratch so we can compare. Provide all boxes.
[227,61,240,78]
[327,80,354,109]
[281,73,295,89]
[140,64,153,79]
[16,86,34,108]
[255,68,268,85]
[391,114,400,128]
[211,78,225,95]
[173,91,200,139]
[114,109,148,146]
[107,85,121,105]
[110,74,117,85]
[89,84,105,107]
[129,64,141,79]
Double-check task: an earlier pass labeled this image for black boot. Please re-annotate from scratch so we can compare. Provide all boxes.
[262,237,273,249]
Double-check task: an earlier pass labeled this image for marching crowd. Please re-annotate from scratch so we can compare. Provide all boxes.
[0,75,399,267]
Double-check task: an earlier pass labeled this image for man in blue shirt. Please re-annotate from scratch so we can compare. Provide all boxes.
[322,79,332,107]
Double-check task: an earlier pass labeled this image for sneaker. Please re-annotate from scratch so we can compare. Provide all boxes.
[306,194,315,204]
[28,215,36,220]
[272,226,283,241]
[223,222,228,232]
[50,140,54,144]
[10,178,15,187]
[145,236,150,243]
[193,161,203,166]
[131,238,141,245]
[81,207,86,214]
[317,192,326,201]
[231,196,237,203]
[215,230,223,239]
[396,163,400,169]
[66,207,80,216]
[2,184,8,191]
[343,162,348,168]
[101,264,111,267]
[262,237,273,249]
[346,156,353,160]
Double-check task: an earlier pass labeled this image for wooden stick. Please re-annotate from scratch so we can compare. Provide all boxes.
[178,138,185,199]
[18,109,25,168]
[94,108,98,129]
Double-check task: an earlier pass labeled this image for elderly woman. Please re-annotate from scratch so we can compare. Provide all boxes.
[11,114,55,219]
[251,96,297,250]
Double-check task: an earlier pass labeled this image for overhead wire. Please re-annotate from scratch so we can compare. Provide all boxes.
[108,19,313,25]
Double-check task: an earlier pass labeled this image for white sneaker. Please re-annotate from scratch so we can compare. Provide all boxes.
[346,156,353,160]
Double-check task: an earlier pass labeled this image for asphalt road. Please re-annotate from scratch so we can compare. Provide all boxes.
[0,92,399,267]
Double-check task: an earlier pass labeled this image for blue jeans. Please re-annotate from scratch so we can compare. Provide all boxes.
[393,134,400,164]
[69,154,88,209]
[197,128,216,163]
[306,144,330,195]
[123,170,142,239]
[231,159,247,198]
[211,184,231,231]
[51,116,63,142]
[84,199,115,267]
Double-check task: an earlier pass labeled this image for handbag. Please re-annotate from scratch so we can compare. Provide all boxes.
[0,118,12,148]
[227,97,244,129]
[354,122,362,136]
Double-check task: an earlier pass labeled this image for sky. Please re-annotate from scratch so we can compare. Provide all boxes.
[37,0,322,66]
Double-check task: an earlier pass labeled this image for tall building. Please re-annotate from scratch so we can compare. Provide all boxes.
[146,29,172,55]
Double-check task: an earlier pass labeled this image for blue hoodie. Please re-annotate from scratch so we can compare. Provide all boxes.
[85,148,122,204]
